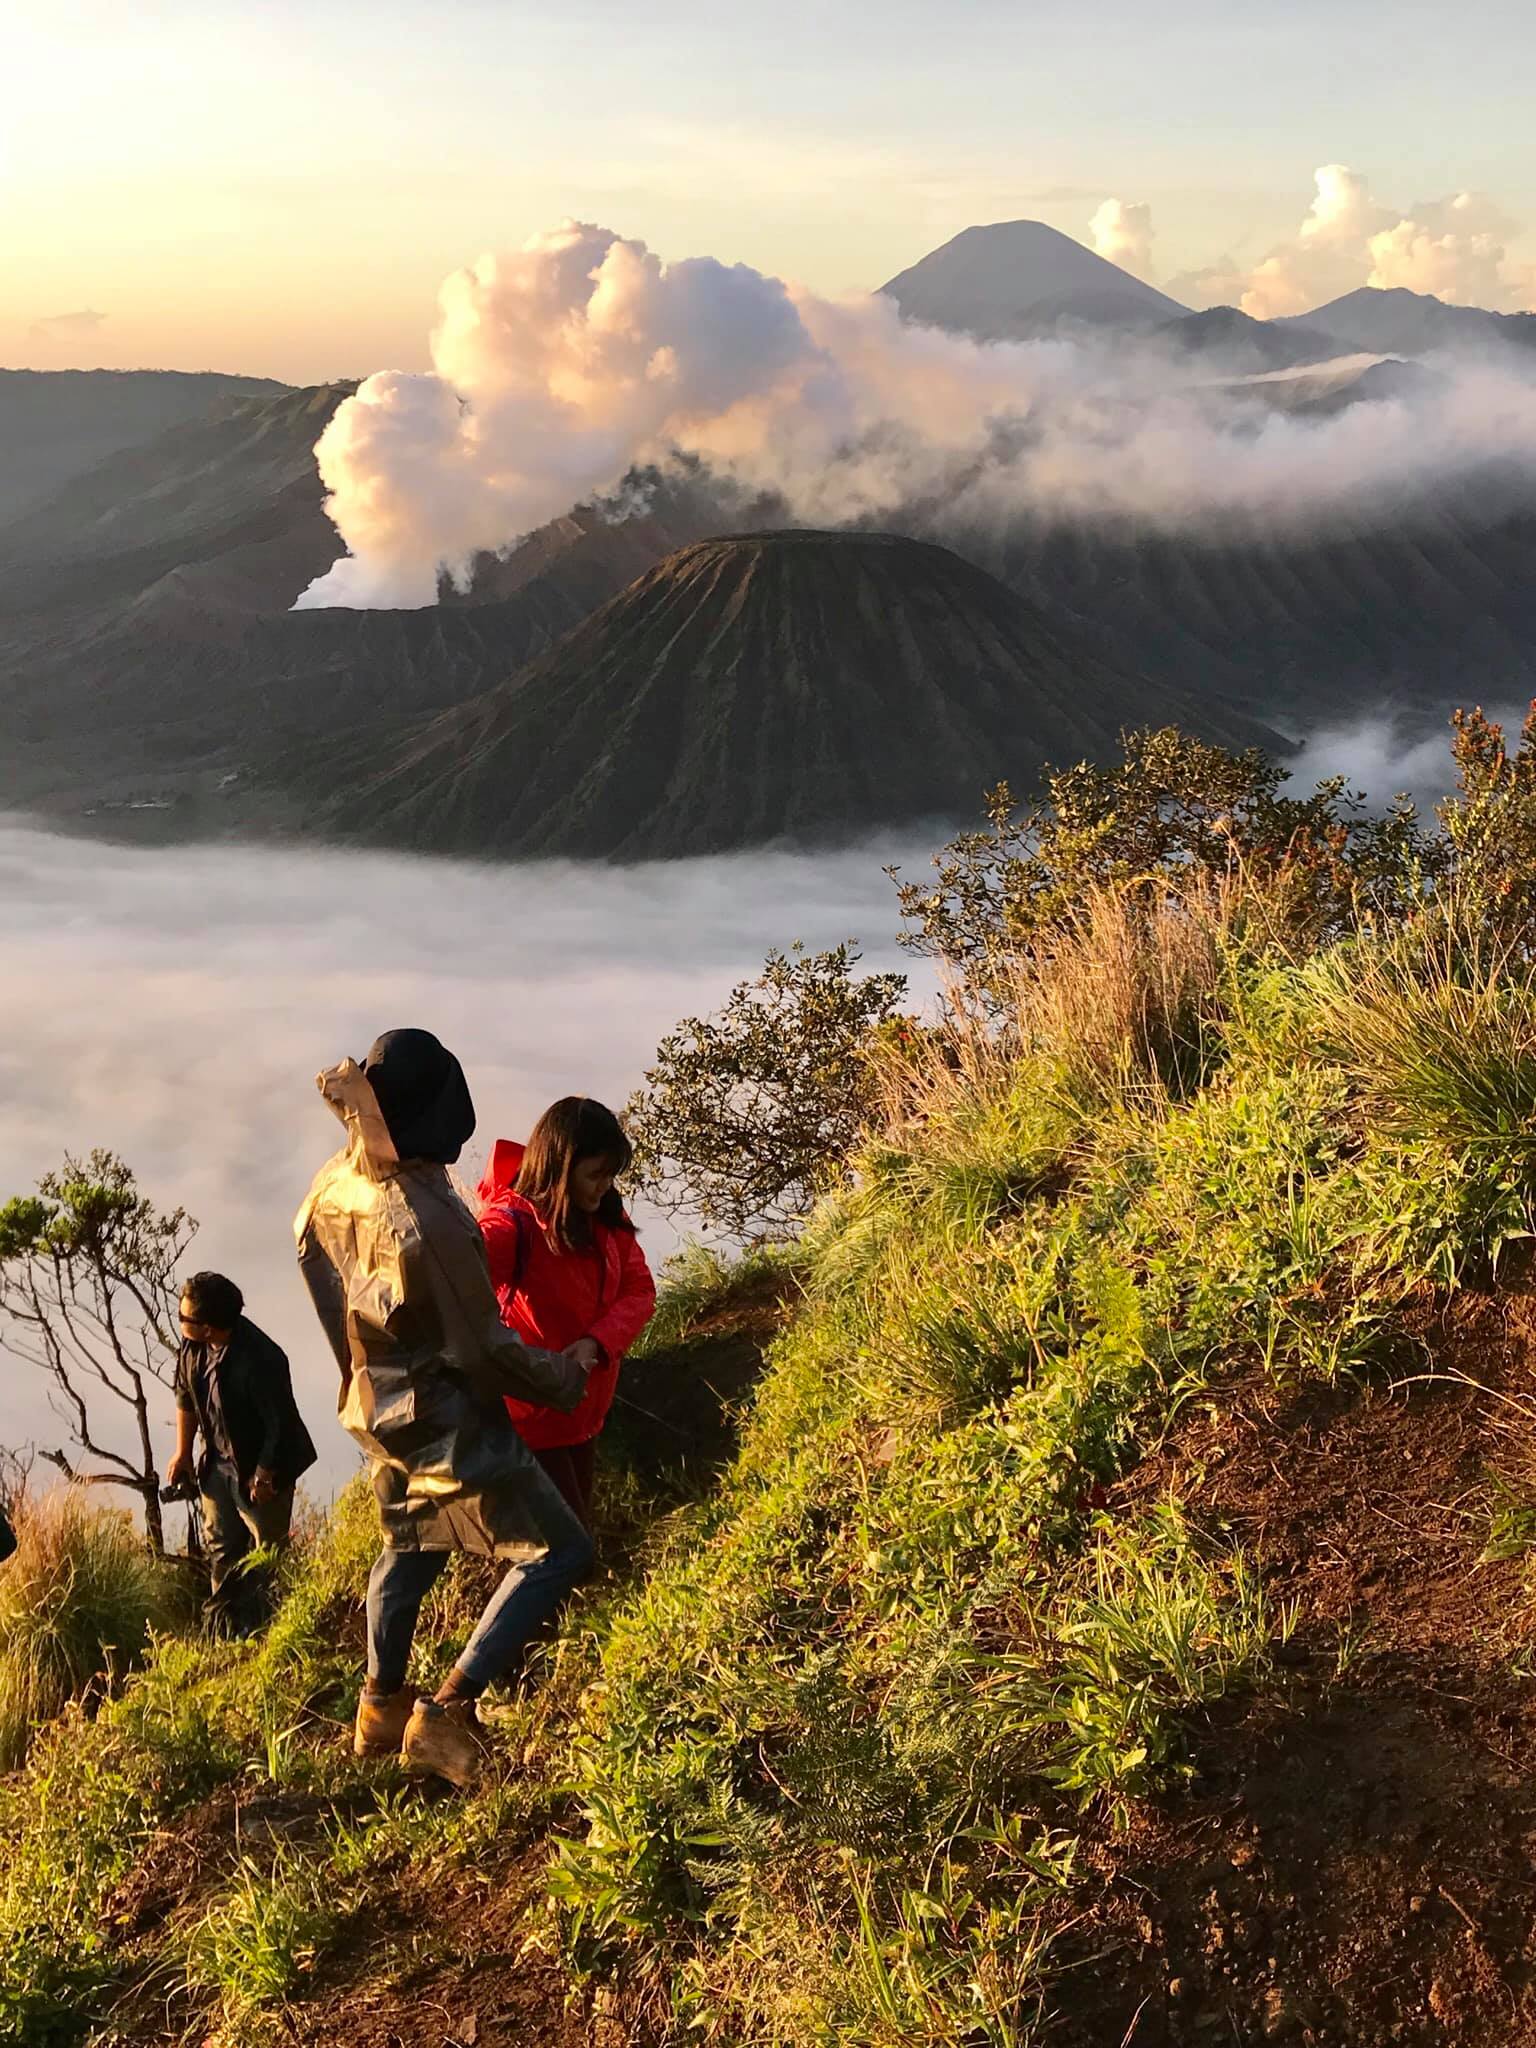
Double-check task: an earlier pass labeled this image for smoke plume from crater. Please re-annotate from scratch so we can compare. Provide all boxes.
[298,188,1536,612]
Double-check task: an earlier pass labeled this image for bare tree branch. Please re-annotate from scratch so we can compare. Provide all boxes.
[0,1152,195,1556]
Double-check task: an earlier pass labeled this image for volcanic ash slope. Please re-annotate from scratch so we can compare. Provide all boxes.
[304,529,1281,862]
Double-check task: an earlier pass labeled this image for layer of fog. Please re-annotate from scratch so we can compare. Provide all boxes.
[1288,705,1530,813]
[297,209,1536,610]
[0,820,930,1498]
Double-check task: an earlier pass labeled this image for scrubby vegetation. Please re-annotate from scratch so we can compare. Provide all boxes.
[0,1492,187,1771]
[9,713,1536,2044]
[0,1154,193,1554]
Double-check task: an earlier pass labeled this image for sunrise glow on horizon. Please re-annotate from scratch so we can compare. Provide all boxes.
[6,0,1536,385]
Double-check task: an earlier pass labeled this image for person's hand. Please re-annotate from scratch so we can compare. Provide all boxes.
[562,1338,603,1376]
[165,1451,194,1491]
[249,1467,278,1505]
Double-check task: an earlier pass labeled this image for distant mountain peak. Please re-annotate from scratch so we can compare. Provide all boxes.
[1279,284,1536,355]
[1156,304,1353,370]
[880,218,1187,343]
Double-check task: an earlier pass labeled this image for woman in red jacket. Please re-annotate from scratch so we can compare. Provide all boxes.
[477,1098,656,1530]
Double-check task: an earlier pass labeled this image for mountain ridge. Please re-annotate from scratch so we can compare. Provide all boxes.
[0,367,288,524]
[1279,284,1536,355]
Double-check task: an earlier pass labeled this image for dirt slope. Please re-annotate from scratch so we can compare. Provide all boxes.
[1052,1270,1536,2046]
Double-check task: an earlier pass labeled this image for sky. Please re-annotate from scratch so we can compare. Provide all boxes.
[6,0,1536,384]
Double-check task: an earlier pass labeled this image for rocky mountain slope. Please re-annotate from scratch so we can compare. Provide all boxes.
[0,379,350,613]
[0,461,741,820]
[4,235,1534,852]
[940,476,1536,726]
[0,367,284,524]
[293,530,1280,860]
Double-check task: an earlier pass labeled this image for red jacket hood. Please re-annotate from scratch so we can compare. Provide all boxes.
[477,1138,526,1208]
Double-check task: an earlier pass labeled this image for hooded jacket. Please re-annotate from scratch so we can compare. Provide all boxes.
[294,1059,586,1557]
[477,1138,657,1451]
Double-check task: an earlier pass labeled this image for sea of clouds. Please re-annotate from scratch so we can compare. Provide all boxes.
[0,697,1495,1493]
[0,820,930,1494]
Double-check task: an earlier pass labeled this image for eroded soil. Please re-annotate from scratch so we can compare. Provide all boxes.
[1052,1274,1536,2046]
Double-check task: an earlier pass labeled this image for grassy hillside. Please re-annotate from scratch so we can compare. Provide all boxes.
[8,736,1536,2042]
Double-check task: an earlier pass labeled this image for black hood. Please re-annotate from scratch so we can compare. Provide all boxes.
[361,1028,476,1165]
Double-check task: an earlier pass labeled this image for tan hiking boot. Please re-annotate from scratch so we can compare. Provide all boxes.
[353,1686,415,1758]
[402,1698,485,1789]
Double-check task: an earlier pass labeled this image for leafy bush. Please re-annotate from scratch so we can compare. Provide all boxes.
[1440,703,1536,932]
[626,942,907,1238]
[892,726,1430,1003]
[0,1152,192,1552]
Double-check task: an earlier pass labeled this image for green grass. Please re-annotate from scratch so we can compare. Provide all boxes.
[543,909,1536,2042]
[1306,925,1536,1158]
[183,1845,347,2025]
[630,1239,799,1359]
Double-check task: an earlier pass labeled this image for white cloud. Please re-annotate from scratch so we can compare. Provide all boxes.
[298,221,827,608]
[1088,198,1155,282]
[295,192,1536,609]
[0,816,925,1484]
[27,306,108,340]
[1228,166,1536,319]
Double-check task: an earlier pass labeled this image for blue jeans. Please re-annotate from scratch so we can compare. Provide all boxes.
[365,1522,594,1698]
[199,1458,295,1636]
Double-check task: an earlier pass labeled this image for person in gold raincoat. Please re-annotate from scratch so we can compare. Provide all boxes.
[295,1028,594,1788]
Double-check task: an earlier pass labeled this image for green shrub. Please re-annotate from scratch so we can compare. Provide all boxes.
[626,942,908,1238]
[892,726,1429,1003]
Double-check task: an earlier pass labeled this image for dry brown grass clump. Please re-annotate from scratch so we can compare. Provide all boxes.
[0,1488,184,1768]
[875,877,1239,1146]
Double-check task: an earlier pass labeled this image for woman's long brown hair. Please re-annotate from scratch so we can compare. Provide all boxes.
[514,1096,636,1251]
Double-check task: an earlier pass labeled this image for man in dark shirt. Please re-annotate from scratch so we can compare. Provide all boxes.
[167,1270,316,1630]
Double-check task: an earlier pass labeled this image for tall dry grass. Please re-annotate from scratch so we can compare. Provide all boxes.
[0,1490,184,1768]
[875,878,1240,1145]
